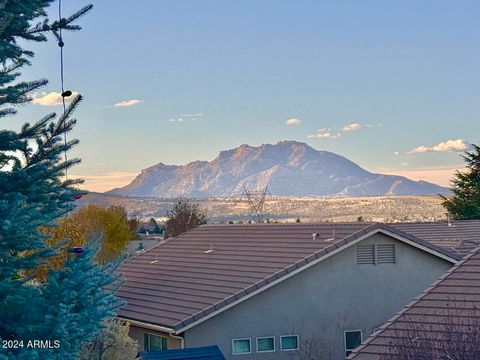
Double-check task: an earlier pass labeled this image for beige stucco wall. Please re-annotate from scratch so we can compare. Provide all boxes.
[128,325,182,351]
[183,233,453,360]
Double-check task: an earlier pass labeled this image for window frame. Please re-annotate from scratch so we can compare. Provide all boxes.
[280,335,299,351]
[256,336,276,353]
[144,331,168,352]
[232,338,252,355]
[344,329,363,356]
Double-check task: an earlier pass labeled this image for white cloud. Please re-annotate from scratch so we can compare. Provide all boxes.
[341,122,364,132]
[114,99,142,107]
[286,118,301,126]
[393,151,400,155]
[32,91,79,106]
[168,112,204,123]
[307,128,341,139]
[181,113,203,118]
[407,139,471,155]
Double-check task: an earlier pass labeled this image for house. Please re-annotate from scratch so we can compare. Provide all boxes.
[116,221,480,360]
[348,242,480,359]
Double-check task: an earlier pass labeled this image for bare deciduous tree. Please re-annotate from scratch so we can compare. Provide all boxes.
[379,307,480,360]
[164,198,207,238]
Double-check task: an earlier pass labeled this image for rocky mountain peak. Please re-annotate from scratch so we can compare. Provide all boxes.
[107,141,450,198]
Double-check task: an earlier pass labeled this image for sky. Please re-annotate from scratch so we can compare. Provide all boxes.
[9,0,480,192]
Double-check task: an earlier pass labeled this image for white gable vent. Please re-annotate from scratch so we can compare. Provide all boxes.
[377,244,396,264]
[356,244,375,265]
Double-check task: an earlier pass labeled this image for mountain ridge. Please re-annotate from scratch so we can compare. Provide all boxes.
[107,140,450,198]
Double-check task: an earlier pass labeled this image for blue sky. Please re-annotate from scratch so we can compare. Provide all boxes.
[9,0,480,191]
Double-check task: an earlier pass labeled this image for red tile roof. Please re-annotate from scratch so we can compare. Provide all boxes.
[392,220,480,257]
[117,222,472,332]
[348,242,480,359]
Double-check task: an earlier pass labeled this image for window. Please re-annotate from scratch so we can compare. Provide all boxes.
[144,333,168,352]
[356,244,396,265]
[280,335,299,351]
[232,339,251,355]
[345,330,362,357]
[256,337,275,353]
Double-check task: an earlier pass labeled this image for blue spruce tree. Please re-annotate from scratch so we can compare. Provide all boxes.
[0,2,123,359]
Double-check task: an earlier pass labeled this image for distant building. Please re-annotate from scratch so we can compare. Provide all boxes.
[116,221,480,360]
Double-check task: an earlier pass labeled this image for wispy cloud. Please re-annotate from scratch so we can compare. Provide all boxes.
[393,151,400,155]
[407,139,471,155]
[114,99,143,107]
[32,91,79,106]
[286,118,301,126]
[307,121,372,139]
[341,122,364,132]
[307,128,341,139]
[167,112,203,123]
[181,113,203,118]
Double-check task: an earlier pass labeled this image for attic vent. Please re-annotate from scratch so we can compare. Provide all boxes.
[356,244,397,265]
[356,245,375,265]
[377,244,396,264]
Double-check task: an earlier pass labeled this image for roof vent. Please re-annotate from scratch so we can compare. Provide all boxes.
[313,230,336,241]
[325,230,336,242]
[447,213,454,227]
[356,244,375,265]
[204,244,215,254]
[149,255,159,264]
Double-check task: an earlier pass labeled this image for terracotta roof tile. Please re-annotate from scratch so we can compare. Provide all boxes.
[348,242,480,359]
[117,221,480,331]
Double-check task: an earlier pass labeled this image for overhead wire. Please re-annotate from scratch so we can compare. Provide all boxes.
[58,0,68,180]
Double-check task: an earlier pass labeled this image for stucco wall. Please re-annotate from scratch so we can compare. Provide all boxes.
[128,325,182,351]
[183,233,453,360]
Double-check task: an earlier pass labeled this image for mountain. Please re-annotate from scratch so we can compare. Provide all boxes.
[107,141,450,197]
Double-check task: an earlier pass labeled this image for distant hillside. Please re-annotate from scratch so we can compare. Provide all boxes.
[107,140,450,197]
[76,193,448,223]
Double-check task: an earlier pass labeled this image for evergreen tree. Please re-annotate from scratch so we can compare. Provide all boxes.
[0,2,122,359]
[442,144,480,220]
[30,241,123,360]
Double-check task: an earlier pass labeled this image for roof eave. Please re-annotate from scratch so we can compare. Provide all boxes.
[173,225,458,334]
[117,316,175,334]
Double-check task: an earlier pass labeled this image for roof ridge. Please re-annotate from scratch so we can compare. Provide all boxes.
[172,223,381,331]
[200,222,378,227]
[172,223,459,333]
[379,224,461,261]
